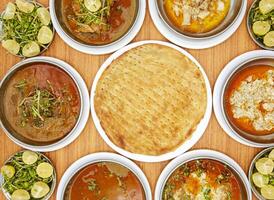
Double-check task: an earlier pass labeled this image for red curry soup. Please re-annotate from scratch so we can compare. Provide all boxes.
[65,162,145,200]
[62,0,137,45]
[2,62,81,144]
[162,159,242,199]
[224,65,274,136]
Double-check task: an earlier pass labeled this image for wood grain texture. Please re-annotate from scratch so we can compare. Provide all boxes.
[0,0,262,199]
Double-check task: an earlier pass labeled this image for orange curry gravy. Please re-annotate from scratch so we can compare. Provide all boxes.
[224,65,274,135]
[163,159,241,199]
[3,63,80,143]
[66,162,145,200]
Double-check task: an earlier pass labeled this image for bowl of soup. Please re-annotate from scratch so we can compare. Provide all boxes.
[0,57,90,152]
[57,152,152,200]
[155,149,252,200]
[49,0,146,54]
[156,0,245,39]
[222,57,274,146]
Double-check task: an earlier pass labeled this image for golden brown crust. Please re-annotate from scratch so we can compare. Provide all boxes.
[94,44,207,155]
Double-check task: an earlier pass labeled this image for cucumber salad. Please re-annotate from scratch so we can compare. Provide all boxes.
[252,149,274,199]
[0,151,55,200]
[249,0,274,48]
[0,0,54,57]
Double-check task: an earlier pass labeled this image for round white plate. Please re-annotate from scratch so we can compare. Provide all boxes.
[0,57,90,152]
[49,0,146,55]
[57,152,152,200]
[148,0,247,49]
[155,149,252,200]
[213,50,274,147]
[90,40,212,162]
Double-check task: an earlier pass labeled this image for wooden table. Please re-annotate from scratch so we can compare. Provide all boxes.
[0,0,263,199]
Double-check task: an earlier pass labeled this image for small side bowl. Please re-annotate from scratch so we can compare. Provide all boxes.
[0,150,56,200]
[155,149,252,200]
[56,152,152,200]
[247,0,274,51]
[0,57,90,152]
[248,147,274,199]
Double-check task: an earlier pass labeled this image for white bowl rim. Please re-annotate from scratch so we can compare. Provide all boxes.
[90,40,212,162]
[56,152,152,200]
[0,56,90,152]
[148,0,247,49]
[213,50,274,147]
[49,0,146,55]
[154,149,252,200]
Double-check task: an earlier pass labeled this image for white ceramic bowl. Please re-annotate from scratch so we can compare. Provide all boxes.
[0,57,90,152]
[49,0,146,55]
[90,40,212,162]
[56,152,152,200]
[155,149,252,200]
[149,0,247,49]
[213,50,274,147]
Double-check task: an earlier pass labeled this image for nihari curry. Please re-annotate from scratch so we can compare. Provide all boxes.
[62,0,137,44]
[164,0,230,34]
[163,159,242,200]
[2,63,81,143]
[65,162,145,200]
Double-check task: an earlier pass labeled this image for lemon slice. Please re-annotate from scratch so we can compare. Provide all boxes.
[22,151,38,165]
[259,0,274,14]
[22,41,40,57]
[252,172,269,188]
[256,158,274,175]
[264,31,274,47]
[11,189,30,200]
[252,21,271,36]
[15,0,35,13]
[31,181,50,198]
[37,26,53,44]
[3,2,16,20]
[37,7,51,26]
[269,149,274,160]
[261,185,274,199]
[84,0,102,12]
[36,162,53,178]
[1,165,15,178]
[2,40,20,55]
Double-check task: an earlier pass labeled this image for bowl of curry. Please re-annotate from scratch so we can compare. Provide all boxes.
[155,149,252,200]
[156,0,245,38]
[57,152,152,200]
[222,57,274,145]
[0,57,90,152]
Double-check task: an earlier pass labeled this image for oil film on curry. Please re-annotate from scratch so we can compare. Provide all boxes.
[0,0,273,200]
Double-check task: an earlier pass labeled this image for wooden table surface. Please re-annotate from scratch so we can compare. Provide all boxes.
[0,0,264,199]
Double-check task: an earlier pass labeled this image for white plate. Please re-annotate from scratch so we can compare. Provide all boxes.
[90,40,212,162]
[148,0,247,49]
[213,50,274,147]
[57,152,152,200]
[49,0,146,55]
[155,149,252,200]
[0,57,90,152]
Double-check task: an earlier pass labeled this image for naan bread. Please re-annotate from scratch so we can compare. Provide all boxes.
[94,44,207,155]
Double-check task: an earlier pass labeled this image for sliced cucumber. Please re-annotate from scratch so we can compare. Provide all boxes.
[36,162,53,178]
[37,26,53,44]
[2,40,20,55]
[261,185,274,199]
[22,151,38,165]
[22,41,40,57]
[269,149,274,160]
[252,172,269,188]
[15,0,34,13]
[84,0,102,12]
[37,7,51,26]
[256,158,274,175]
[11,189,30,200]
[3,2,16,20]
[252,21,270,36]
[31,181,50,198]
[264,31,274,47]
[259,0,274,15]
[1,165,15,178]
